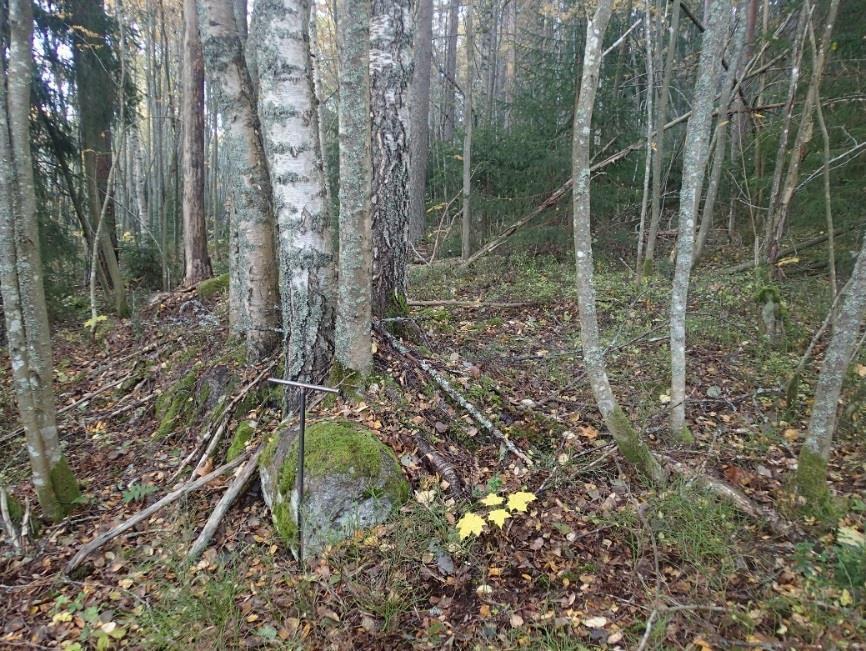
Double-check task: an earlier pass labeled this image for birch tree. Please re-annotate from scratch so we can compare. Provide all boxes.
[255,0,335,393]
[334,0,373,381]
[669,0,731,440]
[0,0,80,521]
[199,0,281,360]
[370,0,413,317]
[182,0,213,285]
[797,228,866,510]
[573,0,666,486]
[408,0,433,243]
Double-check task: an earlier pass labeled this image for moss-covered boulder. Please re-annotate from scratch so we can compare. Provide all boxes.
[226,421,255,462]
[259,420,409,557]
[197,273,229,300]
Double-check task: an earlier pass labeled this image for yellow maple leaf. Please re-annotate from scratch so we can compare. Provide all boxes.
[457,512,486,539]
[507,491,537,513]
[480,493,504,507]
[488,509,511,528]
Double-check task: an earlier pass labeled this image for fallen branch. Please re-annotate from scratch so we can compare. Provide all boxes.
[722,227,855,274]
[660,455,793,537]
[415,434,465,497]
[185,358,277,481]
[377,325,533,466]
[408,299,539,309]
[187,446,263,560]
[66,450,252,574]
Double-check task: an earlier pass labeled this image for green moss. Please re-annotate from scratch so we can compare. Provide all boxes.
[272,500,297,542]
[226,421,255,462]
[154,366,200,438]
[4,490,23,524]
[797,447,835,518]
[196,273,229,300]
[673,425,695,445]
[49,456,80,519]
[606,406,668,486]
[330,361,367,402]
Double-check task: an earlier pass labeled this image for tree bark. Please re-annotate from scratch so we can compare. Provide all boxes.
[408,0,433,243]
[255,0,335,398]
[0,0,80,521]
[461,2,474,260]
[669,0,731,439]
[370,0,413,318]
[199,0,281,360]
[334,0,374,379]
[182,0,213,285]
[572,0,666,486]
[642,0,681,273]
[797,228,866,508]
[441,0,460,141]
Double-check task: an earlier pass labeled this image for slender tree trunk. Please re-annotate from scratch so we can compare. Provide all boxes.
[182,0,213,285]
[797,228,866,508]
[255,0,335,397]
[642,0,681,273]
[669,0,731,439]
[334,0,373,380]
[0,0,79,521]
[815,93,836,298]
[370,0,413,317]
[199,0,281,360]
[461,1,474,260]
[694,6,746,261]
[408,0,433,243]
[573,0,666,486]
[441,0,459,141]
[765,0,840,267]
[71,0,128,315]
[635,0,654,276]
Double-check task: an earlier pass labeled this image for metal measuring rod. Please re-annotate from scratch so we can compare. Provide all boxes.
[267,378,339,565]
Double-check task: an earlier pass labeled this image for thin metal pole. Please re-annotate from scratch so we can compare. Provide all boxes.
[297,388,306,566]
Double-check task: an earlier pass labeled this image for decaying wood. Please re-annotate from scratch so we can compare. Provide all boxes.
[377,325,533,466]
[187,446,263,560]
[1,485,22,554]
[414,434,465,497]
[722,227,854,274]
[66,450,252,574]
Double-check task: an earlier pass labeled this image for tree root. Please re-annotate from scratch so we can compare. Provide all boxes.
[414,434,465,497]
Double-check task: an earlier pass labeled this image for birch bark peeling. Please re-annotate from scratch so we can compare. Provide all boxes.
[572,0,666,486]
[669,0,731,439]
[255,0,335,395]
[335,0,374,379]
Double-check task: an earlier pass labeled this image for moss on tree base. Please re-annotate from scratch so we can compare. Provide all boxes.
[196,273,229,300]
[796,446,835,518]
[607,406,668,486]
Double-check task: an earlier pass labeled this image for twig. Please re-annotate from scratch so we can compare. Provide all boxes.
[65,449,252,574]
[377,325,533,466]
[187,446,263,560]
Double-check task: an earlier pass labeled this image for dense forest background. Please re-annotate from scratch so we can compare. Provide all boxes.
[1,0,866,648]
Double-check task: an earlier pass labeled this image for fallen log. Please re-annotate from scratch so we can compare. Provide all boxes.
[377,325,533,466]
[415,434,465,497]
[187,446,263,560]
[408,299,539,309]
[722,227,855,274]
[66,450,252,574]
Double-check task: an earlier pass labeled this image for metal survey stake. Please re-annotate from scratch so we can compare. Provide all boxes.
[267,378,338,566]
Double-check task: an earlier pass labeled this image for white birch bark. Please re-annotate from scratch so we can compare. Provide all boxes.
[0,0,79,521]
[669,0,731,438]
[334,0,373,378]
[199,0,281,360]
[573,0,666,486]
[370,0,413,317]
[797,228,866,507]
[254,0,335,394]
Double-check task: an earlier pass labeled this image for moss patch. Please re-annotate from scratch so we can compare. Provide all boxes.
[797,446,835,519]
[226,421,255,462]
[154,366,200,438]
[197,273,229,300]
[607,406,667,486]
[47,456,80,520]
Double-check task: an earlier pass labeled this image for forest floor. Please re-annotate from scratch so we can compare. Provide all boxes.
[1,243,865,650]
